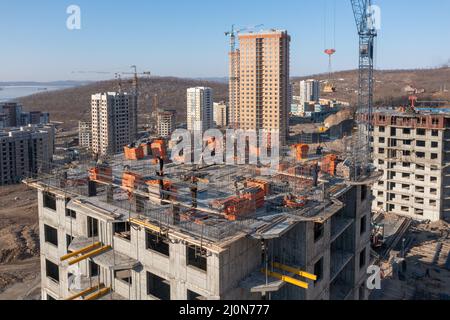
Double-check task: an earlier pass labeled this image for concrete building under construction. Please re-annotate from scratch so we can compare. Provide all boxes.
[25,142,373,300]
[370,109,450,222]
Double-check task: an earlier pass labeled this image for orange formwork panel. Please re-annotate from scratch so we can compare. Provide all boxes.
[89,166,112,183]
[151,139,167,160]
[122,172,142,191]
[292,144,310,161]
[321,154,338,176]
[124,145,145,160]
[246,179,270,196]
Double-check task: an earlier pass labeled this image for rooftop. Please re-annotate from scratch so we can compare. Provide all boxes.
[25,145,366,248]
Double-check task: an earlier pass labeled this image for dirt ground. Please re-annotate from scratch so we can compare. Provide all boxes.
[0,184,41,300]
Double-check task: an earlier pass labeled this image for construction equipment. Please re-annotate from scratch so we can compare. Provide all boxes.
[350,0,378,179]
[68,245,112,266]
[261,269,309,289]
[323,49,337,93]
[65,284,105,300]
[60,242,102,262]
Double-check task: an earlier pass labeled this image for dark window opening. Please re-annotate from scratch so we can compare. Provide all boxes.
[115,269,132,285]
[87,216,99,238]
[187,289,203,300]
[187,246,207,272]
[89,261,99,277]
[44,224,58,246]
[314,223,324,242]
[146,272,170,300]
[114,222,131,241]
[65,209,76,219]
[416,141,426,147]
[360,249,366,269]
[361,185,368,201]
[47,294,56,300]
[360,215,367,235]
[43,192,57,211]
[145,230,169,256]
[46,259,59,283]
[314,258,323,286]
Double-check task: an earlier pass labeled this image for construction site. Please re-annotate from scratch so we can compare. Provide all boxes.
[24,137,375,300]
[20,0,381,301]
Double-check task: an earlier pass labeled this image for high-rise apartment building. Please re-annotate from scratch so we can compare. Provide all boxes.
[229,30,291,145]
[0,124,55,185]
[371,110,450,222]
[213,101,228,128]
[299,79,320,107]
[157,110,176,138]
[91,92,137,156]
[78,121,92,150]
[186,87,213,133]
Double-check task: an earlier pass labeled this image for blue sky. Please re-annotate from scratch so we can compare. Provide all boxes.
[1,0,449,81]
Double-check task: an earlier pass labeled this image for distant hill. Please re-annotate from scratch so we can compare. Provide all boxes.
[18,77,228,130]
[16,68,450,130]
[293,67,450,107]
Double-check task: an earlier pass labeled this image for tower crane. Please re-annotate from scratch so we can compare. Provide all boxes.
[350,0,378,178]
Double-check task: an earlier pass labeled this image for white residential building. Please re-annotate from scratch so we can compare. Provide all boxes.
[213,102,228,128]
[299,79,320,108]
[157,110,176,138]
[91,92,137,156]
[186,87,213,133]
[78,121,92,150]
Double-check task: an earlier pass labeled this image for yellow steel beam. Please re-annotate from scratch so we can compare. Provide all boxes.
[60,242,102,262]
[272,262,317,281]
[65,284,105,300]
[68,245,112,266]
[261,269,309,289]
[84,287,111,300]
[129,217,162,234]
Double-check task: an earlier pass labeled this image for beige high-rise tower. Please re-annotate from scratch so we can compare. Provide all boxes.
[229,30,291,146]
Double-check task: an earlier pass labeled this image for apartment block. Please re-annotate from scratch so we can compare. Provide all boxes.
[26,145,372,301]
[157,110,176,138]
[78,121,92,150]
[213,101,228,128]
[186,87,213,133]
[91,92,137,156]
[0,124,55,185]
[299,79,320,107]
[229,30,291,146]
[371,111,450,221]
[0,102,49,128]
